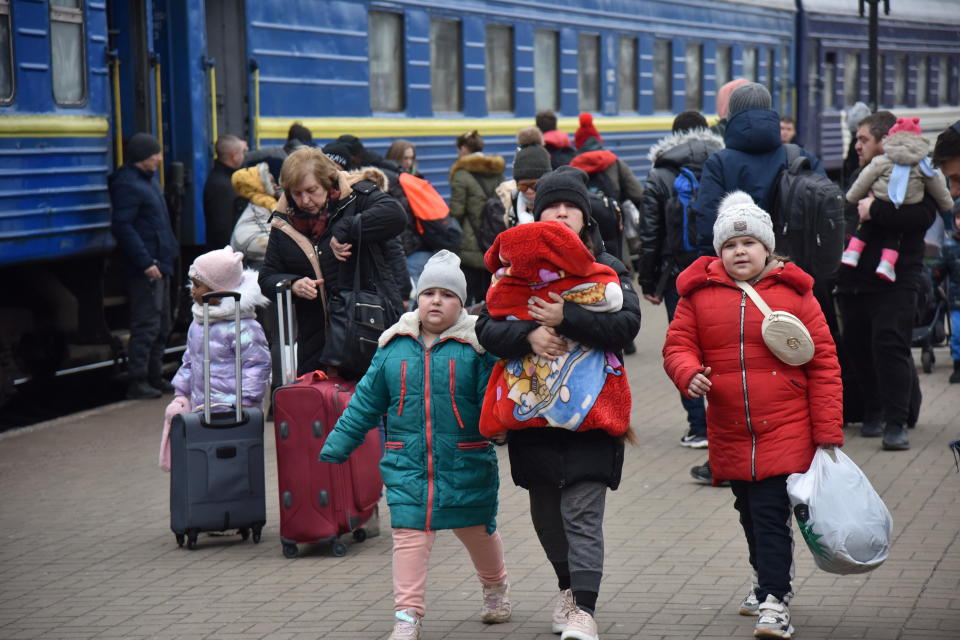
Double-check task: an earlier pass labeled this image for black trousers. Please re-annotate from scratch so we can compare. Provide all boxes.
[730,475,793,603]
[838,288,917,426]
[125,274,171,382]
[463,266,491,307]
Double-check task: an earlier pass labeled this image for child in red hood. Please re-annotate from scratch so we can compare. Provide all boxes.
[663,191,843,640]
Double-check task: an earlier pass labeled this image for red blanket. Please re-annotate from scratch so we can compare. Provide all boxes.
[480,222,631,437]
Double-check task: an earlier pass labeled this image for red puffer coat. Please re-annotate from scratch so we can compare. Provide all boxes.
[663,257,843,484]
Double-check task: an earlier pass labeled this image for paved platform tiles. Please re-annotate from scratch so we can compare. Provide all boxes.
[1,300,957,639]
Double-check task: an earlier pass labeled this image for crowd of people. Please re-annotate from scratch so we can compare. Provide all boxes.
[111,78,960,640]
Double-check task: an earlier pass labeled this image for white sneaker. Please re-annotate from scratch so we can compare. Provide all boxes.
[875,260,897,282]
[841,249,861,267]
[754,595,794,639]
[388,609,422,640]
[551,588,576,633]
[739,571,760,615]
[680,433,708,448]
[561,607,599,640]
[480,581,512,623]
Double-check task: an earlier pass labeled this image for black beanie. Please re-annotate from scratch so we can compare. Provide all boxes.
[513,145,552,181]
[126,133,161,164]
[322,141,353,169]
[532,166,593,227]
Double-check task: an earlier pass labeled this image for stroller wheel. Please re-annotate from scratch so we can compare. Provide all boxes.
[921,349,934,374]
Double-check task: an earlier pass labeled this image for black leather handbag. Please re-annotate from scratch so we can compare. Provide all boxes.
[320,217,399,377]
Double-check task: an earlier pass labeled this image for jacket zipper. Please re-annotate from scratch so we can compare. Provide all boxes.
[423,344,435,531]
[739,291,758,481]
[397,361,407,416]
[449,360,465,429]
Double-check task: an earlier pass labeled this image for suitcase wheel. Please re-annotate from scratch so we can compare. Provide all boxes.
[331,541,347,557]
[252,525,262,544]
[353,528,367,543]
[186,530,199,550]
[239,528,250,541]
[175,533,185,547]
[921,349,934,373]
[282,542,299,559]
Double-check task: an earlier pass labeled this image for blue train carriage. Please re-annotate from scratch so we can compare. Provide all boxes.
[241,0,796,197]
[0,0,114,393]
[797,0,960,172]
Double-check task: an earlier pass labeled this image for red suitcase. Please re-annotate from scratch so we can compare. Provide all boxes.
[271,282,383,558]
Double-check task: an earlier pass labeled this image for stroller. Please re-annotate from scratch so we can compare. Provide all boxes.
[912,265,949,373]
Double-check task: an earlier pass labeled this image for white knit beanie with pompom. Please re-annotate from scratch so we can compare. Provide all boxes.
[712,191,776,255]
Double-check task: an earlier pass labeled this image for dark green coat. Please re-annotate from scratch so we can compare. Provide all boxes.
[449,153,506,269]
[320,311,501,532]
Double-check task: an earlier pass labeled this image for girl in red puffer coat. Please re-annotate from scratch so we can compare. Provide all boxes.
[663,191,843,640]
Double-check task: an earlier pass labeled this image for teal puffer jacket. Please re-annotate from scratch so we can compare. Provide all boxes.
[320,311,501,532]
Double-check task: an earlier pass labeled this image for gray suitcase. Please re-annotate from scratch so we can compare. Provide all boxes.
[169,290,266,549]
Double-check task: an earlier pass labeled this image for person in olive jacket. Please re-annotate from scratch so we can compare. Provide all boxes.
[258,148,407,379]
[320,250,511,640]
[475,166,641,640]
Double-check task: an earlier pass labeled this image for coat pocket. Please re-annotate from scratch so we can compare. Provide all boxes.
[439,439,498,508]
[380,437,426,506]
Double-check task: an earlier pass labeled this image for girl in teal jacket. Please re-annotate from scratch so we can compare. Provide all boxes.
[320,250,511,640]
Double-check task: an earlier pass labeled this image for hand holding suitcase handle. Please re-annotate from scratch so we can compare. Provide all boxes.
[201,290,244,426]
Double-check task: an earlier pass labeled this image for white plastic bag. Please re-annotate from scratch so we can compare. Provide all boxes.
[786,448,892,574]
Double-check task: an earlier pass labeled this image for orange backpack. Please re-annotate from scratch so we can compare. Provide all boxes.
[397,172,462,251]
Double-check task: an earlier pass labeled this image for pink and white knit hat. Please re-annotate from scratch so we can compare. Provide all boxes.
[189,245,244,291]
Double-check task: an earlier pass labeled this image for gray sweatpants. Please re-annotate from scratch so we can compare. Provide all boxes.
[528,480,607,594]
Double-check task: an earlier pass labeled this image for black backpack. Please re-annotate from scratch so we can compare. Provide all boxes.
[771,144,845,282]
[470,173,508,252]
[663,165,702,269]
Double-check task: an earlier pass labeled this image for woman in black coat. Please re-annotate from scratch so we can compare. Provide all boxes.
[475,166,641,639]
[258,148,406,378]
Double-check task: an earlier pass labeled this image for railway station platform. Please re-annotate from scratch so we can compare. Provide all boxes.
[1,300,958,640]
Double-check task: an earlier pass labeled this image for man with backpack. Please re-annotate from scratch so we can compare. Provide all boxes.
[638,110,724,450]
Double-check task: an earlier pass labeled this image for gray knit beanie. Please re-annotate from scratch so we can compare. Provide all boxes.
[713,191,776,255]
[847,101,871,134]
[727,83,772,116]
[416,250,467,304]
[127,133,161,164]
[512,145,552,181]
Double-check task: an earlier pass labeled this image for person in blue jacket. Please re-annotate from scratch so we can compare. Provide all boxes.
[320,250,511,640]
[692,83,823,255]
[109,133,179,399]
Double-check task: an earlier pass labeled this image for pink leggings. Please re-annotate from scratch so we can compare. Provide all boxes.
[392,526,508,616]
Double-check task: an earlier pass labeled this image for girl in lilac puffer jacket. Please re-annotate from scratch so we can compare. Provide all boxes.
[159,246,271,470]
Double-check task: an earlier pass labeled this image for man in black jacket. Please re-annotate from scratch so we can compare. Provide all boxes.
[203,134,248,249]
[110,133,179,399]
[839,111,937,451]
[638,111,724,451]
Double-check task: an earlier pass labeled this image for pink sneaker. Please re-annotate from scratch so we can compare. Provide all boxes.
[480,581,512,623]
[840,249,861,267]
[875,260,896,282]
[551,589,576,633]
[560,607,599,640]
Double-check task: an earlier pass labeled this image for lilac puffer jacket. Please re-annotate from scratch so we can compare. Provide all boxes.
[172,270,271,410]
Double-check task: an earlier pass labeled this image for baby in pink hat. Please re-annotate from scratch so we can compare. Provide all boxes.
[159,246,271,471]
[843,117,955,281]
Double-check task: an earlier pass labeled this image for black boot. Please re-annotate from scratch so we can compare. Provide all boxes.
[127,379,162,400]
[950,361,960,384]
[860,413,883,438]
[882,423,910,451]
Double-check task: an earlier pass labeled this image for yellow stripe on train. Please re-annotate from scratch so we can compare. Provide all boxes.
[0,115,110,138]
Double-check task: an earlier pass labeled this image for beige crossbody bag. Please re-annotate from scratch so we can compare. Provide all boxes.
[735,280,814,366]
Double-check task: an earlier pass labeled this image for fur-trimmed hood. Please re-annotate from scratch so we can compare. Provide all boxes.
[378,309,485,353]
[882,131,932,166]
[648,128,725,168]
[191,269,270,322]
[343,166,389,194]
[231,162,278,210]
[449,153,506,181]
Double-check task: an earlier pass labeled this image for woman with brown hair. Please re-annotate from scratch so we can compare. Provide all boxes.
[449,130,506,304]
[258,147,406,377]
[385,139,418,175]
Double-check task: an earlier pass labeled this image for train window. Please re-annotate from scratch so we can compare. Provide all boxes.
[578,34,600,112]
[0,0,12,103]
[765,49,774,96]
[485,25,514,112]
[938,55,949,104]
[50,0,86,105]
[686,42,702,111]
[742,48,757,82]
[894,55,907,105]
[618,36,637,112]
[916,56,928,107]
[430,18,462,112]
[369,11,404,112]
[534,30,559,111]
[823,52,836,109]
[843,53,859,106]
[653,39,671,112]
[716,45,732,89]
[807,54,817,107]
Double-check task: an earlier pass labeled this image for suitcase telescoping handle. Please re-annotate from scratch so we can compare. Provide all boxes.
[275,280,297,386]
[201,290,243,425]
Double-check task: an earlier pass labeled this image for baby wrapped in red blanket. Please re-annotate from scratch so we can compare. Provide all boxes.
[479,221,631,437]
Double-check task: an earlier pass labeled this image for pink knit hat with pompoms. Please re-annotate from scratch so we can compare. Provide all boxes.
[887,117,922,137]
[189,246,244,291]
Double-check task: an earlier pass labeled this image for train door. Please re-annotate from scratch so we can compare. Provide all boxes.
[205,0,249,141]
[107,0,157,160]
